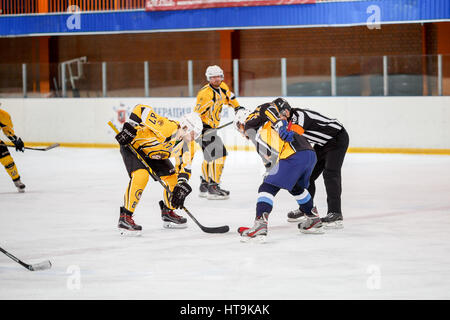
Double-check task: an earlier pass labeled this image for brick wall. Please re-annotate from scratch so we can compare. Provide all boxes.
[1,23,448,96]
[238,24,425,77]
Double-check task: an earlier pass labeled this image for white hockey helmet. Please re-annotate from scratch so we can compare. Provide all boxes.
[205,65,224,81]
[234,108,251,131]
[179,112,203,140]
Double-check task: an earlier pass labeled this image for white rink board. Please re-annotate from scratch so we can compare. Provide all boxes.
[1,96,449,149]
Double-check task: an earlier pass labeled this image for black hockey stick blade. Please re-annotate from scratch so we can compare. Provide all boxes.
[182,207,230,234]
[200,225,230,234]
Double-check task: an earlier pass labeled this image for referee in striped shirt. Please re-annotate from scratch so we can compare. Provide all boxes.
[273,98,349,228]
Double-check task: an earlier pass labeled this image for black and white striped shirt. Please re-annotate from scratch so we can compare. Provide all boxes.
[290,108,344,147]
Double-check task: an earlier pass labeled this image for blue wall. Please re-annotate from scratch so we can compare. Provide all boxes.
[0,0,449,37]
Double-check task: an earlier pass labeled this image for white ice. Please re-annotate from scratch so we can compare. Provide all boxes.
[1,148,450,300]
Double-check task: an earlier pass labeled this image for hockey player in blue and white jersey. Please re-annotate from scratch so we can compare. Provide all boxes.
[234,103,324,242]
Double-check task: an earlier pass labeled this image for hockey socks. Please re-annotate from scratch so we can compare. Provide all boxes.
[291,188,314,215]
[201,160,209,182]
[290,188,324,234]
[207,157,226,184]
[124,169,149,212]
[0,153,20,181]
[256,182,280,218]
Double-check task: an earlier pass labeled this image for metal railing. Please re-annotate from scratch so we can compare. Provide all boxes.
[0,54,447,98]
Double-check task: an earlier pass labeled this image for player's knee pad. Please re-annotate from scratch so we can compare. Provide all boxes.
[0,145,11,159]
[0,153,13,166]
[290,183,305,196]
[131,169,150,188]
[214,156,226,166]
[258,182,280,196]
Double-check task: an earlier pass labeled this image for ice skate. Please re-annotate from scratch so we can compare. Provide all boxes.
[238,213,268,243]
[118,207,142,236]
[14,179,25,193]
[298,214,324,234]
[207,182,230,200]
[159,201,187,229]
[199,177,209,198]
[287,206,318,222]
[321,212,344,229]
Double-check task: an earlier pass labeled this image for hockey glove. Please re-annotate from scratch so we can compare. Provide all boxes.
[171,180,192,209]
[115,122,137,145]
[9,135,24,152]
[275,120,294,142]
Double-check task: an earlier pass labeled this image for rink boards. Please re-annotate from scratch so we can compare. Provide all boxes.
[1,96,449,153]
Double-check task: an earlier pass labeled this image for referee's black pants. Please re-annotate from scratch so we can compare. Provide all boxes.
[307,128,349,215]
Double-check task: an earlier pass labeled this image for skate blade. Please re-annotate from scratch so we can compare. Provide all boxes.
[118,228,142,237]
[299,227,325,234]
[240,235,267,243]
[323,221,344,229]
[163,222,188,229]
[198,192,208,198]
[207,194,230,200]
[287,216,307,223]
[17,188,25,193]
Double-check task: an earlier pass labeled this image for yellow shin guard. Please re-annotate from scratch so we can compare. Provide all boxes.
[207,157,226,184]
[124,169,149,213]
[161,174,178,210]
[0,154,20,181]
[201,160,209,182]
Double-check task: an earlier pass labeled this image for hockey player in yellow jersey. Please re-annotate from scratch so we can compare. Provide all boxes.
[115,104,202,235]
[194,65,244,200]
[0,107,25,192]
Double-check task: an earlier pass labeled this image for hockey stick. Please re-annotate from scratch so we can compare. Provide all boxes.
[0,246,52,271]
[199,121,233,140]
[216,121,233,130]
[108,121,230,234]
[5,143,60,151]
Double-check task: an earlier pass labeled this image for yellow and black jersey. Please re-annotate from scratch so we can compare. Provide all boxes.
[127,104,195,180]
[244,102,313,163]
[194,82,241,128]
[0,109,15,139]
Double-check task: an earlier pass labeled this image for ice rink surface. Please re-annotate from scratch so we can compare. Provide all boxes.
[1,147,450,300]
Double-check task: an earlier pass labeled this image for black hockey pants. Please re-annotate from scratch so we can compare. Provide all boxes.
[307,128,349,215]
